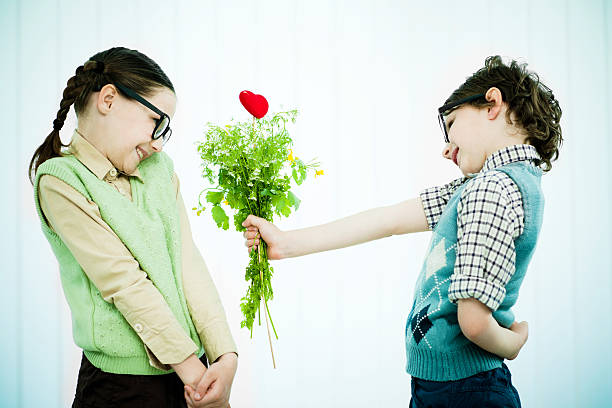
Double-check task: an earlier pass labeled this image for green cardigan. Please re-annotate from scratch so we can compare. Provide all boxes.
[33,151,202,374]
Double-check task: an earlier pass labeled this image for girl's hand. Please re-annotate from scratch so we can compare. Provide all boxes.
[184,352,237,407]
[242,215,286,260]
[507,321,529,360]
[170,354,207,391]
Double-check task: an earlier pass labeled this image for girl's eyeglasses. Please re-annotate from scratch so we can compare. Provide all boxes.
[114,83,172,146]
[437,93,486,143]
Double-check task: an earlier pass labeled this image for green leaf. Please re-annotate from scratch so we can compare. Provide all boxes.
[287,191,301,211]
[271,194,285,210]
[206,191,225,205]
[271,194,291,217]
[280,205,291,217]
[292,168,300,185]
[226,191,243,209]
[211,205,229,230]
[299,167,307,183]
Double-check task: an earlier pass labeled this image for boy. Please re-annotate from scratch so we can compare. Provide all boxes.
[242,55,562,407]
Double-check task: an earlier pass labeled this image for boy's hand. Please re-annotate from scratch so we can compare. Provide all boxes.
[241,199,427,259]
[507,321,529,360]
[242,215,285,260]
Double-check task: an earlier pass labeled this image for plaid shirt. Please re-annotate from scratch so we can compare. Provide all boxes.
[419,144,541,310]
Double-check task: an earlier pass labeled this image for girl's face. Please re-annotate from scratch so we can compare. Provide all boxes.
[441,105,490,176]
[94,85,177,175]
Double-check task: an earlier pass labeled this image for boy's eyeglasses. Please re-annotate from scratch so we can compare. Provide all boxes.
[114,83,172,146]
[437,93,486,143]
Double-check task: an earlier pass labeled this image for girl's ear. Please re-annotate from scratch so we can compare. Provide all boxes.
[96,84,118,115]
[485,87,503,120]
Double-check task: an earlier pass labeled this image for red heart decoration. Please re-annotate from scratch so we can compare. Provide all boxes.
[239,90,269,119]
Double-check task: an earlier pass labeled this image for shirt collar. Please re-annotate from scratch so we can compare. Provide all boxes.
[466,144,540,177]
[67,129,144,182]
[482,144,540,172]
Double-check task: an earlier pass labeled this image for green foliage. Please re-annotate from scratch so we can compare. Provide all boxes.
[211,205,229,230]
[195,110,321,335]
[205,191,225,205]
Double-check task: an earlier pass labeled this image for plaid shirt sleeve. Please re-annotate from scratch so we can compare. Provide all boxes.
[448,171,524,311]
[419,177,468,230]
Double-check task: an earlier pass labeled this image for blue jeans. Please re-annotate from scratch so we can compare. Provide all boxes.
[410,363,521,408]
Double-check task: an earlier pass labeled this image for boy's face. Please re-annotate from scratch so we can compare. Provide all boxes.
[441,87,526,176]
[441,105,491,176]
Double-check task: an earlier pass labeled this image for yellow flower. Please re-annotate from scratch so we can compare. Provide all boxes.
[197,210,202,216]
[223,200,229,205]
[288,149,294,162]
[315,169,324,177]
[225,124,232,128]
[192,207,197,210]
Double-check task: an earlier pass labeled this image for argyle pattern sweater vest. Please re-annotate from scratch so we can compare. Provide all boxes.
[405,161,544,381]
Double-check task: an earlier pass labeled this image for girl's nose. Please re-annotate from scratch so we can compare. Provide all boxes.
[150,137,163,152]
[442,143,453,160]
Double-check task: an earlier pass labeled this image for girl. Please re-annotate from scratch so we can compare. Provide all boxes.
[29,47,237,408]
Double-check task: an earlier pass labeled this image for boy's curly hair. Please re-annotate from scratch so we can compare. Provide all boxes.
[444,56,562,172]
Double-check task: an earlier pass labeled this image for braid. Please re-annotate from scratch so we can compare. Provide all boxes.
[53,60,106,131]
[52,65,84,131]
[28,59,106,184]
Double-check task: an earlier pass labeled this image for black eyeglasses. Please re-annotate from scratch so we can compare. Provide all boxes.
[114,83,172,146]
[437,93,486,143]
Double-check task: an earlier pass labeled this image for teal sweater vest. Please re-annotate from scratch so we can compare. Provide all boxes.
[405,161,544,381]
[33,152,202,375]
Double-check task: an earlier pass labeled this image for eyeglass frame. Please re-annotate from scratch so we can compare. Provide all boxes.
[437,93,486,144]
[114,83,173,146]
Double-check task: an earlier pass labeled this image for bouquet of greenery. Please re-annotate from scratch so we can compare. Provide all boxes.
[193,91,322,365]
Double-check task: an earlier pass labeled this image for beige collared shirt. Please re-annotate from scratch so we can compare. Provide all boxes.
[38,130,237,371]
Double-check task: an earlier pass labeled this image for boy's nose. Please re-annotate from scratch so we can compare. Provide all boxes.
[442,143,453,160]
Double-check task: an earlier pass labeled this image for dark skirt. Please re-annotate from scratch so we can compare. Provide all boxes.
[71,352,208,408]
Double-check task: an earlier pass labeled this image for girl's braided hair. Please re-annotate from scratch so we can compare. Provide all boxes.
[28,47,174,185]
[444,55,562,172]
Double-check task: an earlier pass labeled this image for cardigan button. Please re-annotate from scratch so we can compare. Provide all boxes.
[109,168,117,177]
[134,323,143,333]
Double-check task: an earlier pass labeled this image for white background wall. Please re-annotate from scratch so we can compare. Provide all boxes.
[1,0,611,407]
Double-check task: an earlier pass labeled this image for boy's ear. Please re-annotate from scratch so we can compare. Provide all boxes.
[484,87,504,120]
[96,83,118,115]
